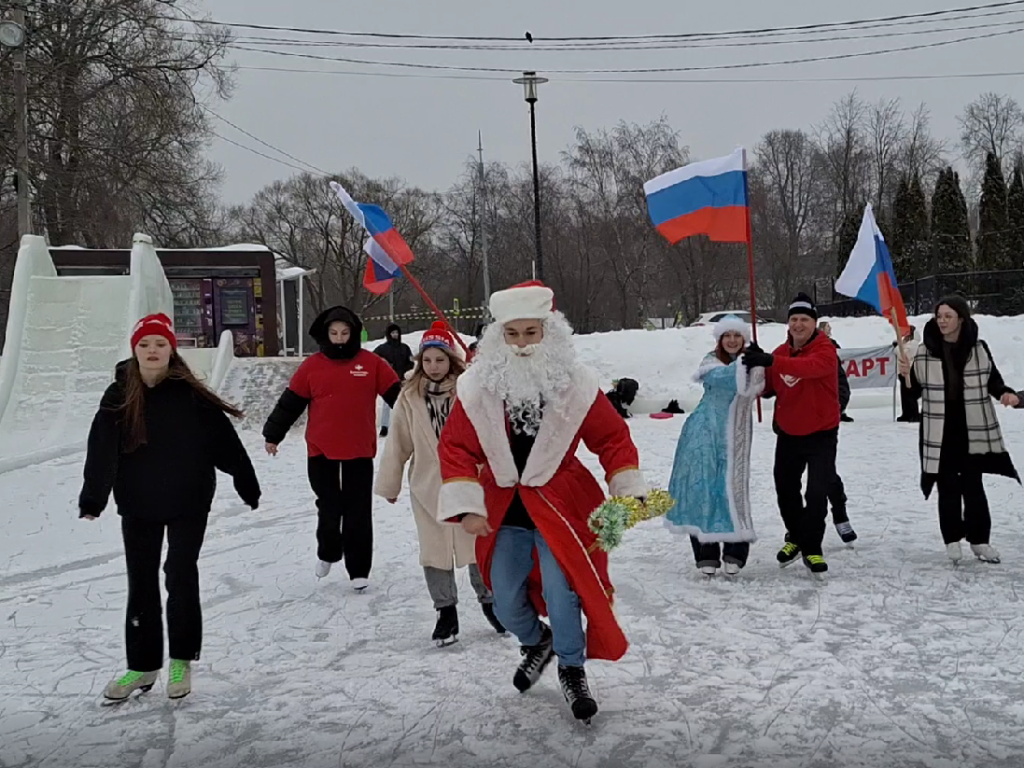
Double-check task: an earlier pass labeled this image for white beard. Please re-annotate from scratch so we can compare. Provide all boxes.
[471,312,578,436]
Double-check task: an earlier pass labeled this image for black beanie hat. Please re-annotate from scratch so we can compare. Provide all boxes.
[788,292,818,321]
[935,294,970,320]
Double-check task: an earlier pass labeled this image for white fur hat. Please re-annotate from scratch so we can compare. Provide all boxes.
[488,280,555,325]
[712,314,751,343]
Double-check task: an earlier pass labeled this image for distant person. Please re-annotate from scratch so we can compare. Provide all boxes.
[79,314,261,703]
[373,324,414,436]
[263,306,401,588]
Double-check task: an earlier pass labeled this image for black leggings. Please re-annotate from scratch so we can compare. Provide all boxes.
[307,456,374,579]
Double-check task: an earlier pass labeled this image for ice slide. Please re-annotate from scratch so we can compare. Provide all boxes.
[0,234,235,475]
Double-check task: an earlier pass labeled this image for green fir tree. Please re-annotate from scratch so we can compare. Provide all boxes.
[976,152,1012,270]
[931,167,973,274]
[1007,159,1024,267]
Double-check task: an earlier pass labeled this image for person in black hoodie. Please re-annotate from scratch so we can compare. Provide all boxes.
[373,324,414,436]
[79,313,260,704]
[899,296,1019,564]
[263,306,401,587]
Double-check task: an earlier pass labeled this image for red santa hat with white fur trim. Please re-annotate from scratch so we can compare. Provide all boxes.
[488,280,555,325]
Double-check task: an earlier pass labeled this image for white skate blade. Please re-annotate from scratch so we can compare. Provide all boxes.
[434,635,459,648]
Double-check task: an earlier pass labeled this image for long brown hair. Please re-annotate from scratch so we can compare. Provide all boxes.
[403,347,466,393]
[714,333,747,365]
[120,353,244,452]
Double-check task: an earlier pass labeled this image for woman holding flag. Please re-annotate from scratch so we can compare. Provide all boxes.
[898,296,1019,564]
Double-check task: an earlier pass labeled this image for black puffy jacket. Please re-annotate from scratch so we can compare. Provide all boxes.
[79,363,261,521]
[832,339,851,412]
[373,324,414,378]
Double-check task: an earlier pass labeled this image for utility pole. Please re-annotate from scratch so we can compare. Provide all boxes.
[477,130,492,314]
[12,0,31,237]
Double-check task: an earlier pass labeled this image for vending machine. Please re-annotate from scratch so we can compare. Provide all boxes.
[212,277,265,357]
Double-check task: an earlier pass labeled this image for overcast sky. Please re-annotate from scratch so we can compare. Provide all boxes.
[195,0,1024,204]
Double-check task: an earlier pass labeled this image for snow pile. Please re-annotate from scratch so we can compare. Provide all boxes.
[220,356,304,432]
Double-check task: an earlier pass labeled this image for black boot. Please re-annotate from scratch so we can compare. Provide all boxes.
[557,665,599,724]
[513,624,554,692]
[481,602,506,634]
[432,605,459,647]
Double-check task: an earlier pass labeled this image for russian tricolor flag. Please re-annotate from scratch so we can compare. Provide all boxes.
[329,180,415,295]
[835,204,910,334]
[643,148,749,244]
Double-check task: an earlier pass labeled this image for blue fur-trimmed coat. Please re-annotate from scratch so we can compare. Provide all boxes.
[664,353,764,543]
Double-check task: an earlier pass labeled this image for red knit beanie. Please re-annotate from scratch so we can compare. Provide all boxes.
[131,313,177,350]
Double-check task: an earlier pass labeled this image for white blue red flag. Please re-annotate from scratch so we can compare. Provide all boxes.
[643,148,749,244]
[329,180,414,295]
[835,203,910,334]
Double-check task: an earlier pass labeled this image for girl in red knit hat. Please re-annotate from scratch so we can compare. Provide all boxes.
[375,322,506,646]
[79,313,261,704]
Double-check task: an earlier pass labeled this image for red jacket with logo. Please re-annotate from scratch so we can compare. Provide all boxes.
[762,331,840,436]
[276,350,399,460]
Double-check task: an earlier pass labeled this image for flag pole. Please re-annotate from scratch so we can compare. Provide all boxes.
[890,307,911,385]
[397,264,471,356]
[741,148,763,423]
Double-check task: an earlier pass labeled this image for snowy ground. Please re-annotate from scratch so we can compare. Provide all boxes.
[4,400,1024,767]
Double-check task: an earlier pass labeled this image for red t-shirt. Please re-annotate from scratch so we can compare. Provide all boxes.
[287,349,399,460]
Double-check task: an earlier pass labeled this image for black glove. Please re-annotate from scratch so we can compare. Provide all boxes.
[742,349,774,369]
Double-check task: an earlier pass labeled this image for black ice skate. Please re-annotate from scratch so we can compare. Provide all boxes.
[803,554,828,581]
[835,521,858,545]
[481,602,507,634]
[513,623,554,692]
[776,541,801,567]
[558,665,599,725]
[432,606,459,647]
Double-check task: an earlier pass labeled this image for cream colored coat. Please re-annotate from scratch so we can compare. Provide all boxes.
[374,383,477,570]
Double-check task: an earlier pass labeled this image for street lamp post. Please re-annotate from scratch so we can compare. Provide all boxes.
[1,2,30,238]
[512,71,547,281]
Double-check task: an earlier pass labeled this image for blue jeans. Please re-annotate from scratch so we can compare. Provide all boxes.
[489,526,586,668]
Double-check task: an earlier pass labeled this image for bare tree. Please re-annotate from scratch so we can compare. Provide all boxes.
[0,0,234,248]
[561,118,687,327]
[959,92,1024,176]
[868,98,907,214]
[750,129,824,309]
[900,103,948,188]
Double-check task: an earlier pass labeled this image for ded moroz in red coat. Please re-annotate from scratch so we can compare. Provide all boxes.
[436,364,648,662]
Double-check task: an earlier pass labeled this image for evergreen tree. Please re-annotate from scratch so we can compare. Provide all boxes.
[890,176,912,276]
[835,208,863,278]
[1008,159,1024,267]
[931,167,973,274]
[976,152,1012,270]
[906,173,930,278]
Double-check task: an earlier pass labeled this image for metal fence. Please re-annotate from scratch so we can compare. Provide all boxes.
[816,270,1024,318]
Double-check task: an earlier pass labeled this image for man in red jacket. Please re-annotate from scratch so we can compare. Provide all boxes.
[436,280,647,724]
[742,293,839,576]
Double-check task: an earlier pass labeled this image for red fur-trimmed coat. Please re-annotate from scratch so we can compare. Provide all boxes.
[436,364,647,661]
